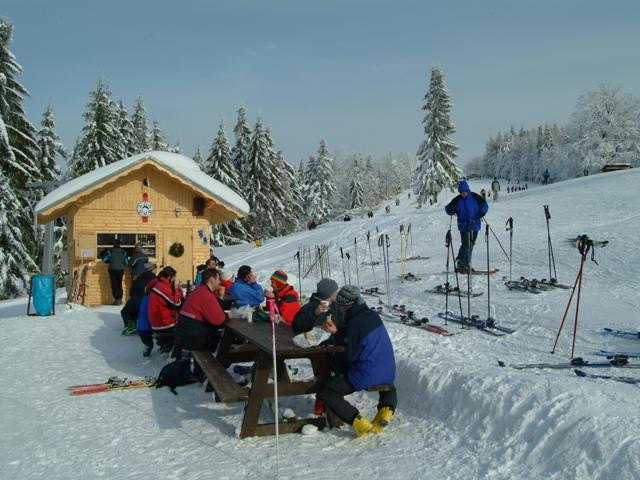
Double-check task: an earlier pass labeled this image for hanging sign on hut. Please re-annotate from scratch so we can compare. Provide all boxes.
[137,192,153,222]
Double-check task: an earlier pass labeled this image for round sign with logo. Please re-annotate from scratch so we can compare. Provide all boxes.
[137,193,153,222]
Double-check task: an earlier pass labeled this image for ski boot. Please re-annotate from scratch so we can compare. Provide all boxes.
[371,406,394,433]
[352,415,374,437]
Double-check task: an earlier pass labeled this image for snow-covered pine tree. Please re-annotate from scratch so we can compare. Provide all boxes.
[243,119,283,239]
[262,126,287,237]
[205,120,249,245]
[36,104,67,284]
[193,145,204,170]
[231,106,251,181]
[0,19,41,275]
[362,155,379,206]
[116,100,136,158]
[306,140,336,222]
[348,157,364,209]
[131,97,150,153]
[72,79,123,176]
[170,140,181,154]
[414,66,461,206]
[150,121,168,151]
[276,150,304,234]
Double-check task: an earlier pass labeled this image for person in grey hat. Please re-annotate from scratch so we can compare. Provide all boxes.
[292,278,341,335]
[130,242,149,279]
[316,285,397,437]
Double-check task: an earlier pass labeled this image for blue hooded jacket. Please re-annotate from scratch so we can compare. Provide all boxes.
[338,303,396,390]
[228,278,265,308]
[445,180,488,232]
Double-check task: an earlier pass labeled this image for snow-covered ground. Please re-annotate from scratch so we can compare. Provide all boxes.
[2,170,639,480]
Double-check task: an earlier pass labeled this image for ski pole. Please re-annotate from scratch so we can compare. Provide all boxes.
[466,228,472,329]
[345,252,352,284]
[354,238,360,287]
[486,224,491,322]
[340,247,347,284]
[367,231,377,287]
[544,205,558,282]
[295,250,302,297]
[267,299,281,477]
[449,232,465,325]
[444,229,451,325]
[399,224,406,280]
[506,217,513,282]
[482,219,510,262]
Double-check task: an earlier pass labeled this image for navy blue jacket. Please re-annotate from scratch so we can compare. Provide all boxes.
[445,183,488,233]
[337,303,396,390]
[228,278,265,308]
[102,247,129,271]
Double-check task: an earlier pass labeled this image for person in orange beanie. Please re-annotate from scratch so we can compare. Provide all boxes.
[269,270,301,326]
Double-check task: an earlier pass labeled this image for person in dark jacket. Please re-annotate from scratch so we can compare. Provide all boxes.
[176,268,226,352]
[292,278,341,334]
[445,180,489,274]
[101,239,129,305]
[121,262,157,332]
[228,265,269,308]
[129,242,149,279]
[314,285,397,437]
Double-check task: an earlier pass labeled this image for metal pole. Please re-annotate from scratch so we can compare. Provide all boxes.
[354,238,360,287]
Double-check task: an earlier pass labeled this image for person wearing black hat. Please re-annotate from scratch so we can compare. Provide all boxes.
[315,285,397,437]
[101,238,129,305]
[228,265,269,308]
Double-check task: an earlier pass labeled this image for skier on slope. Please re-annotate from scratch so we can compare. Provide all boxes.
[445,180,489,274]
[491,177,501,202]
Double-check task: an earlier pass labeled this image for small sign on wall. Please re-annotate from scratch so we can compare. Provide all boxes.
[81,249,94,259]
[197,229,208,245]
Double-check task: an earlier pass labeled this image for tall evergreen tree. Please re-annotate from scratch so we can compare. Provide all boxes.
[116,100,135,158]
[276,149,304,234]
[348,157,365,209]
[72,79,122,177]
[243,119,283,239]
[205,120,249,245]
[0,19,41,286]
[131,97,149,153]
[231,106,251,180]
[150,121,168,151]
[414,66,461,206]
[306,140,336,222]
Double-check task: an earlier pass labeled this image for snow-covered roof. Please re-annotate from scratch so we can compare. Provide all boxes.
[36,151,250,220]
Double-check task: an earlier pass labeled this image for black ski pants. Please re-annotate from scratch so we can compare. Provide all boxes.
[139,330,154,349]
[109,269,124,300]
[317,374,398,424]
[457,230,478,270]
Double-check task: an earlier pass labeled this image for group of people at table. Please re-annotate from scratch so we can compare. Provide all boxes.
[119,255,397,437]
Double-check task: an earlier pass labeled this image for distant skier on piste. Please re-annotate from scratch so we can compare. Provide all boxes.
[445,180,489,274]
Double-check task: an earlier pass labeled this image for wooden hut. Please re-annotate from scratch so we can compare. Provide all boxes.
[35,152,250,306]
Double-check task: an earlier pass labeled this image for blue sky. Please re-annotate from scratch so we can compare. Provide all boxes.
[4,0,640,166]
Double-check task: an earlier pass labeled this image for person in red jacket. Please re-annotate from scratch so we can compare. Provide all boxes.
[148,266,184,351]
[176,268,226,351]
[269,270,301,326]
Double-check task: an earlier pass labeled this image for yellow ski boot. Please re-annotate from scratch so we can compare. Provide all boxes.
[352,415,374,437]
[371,406,394,433]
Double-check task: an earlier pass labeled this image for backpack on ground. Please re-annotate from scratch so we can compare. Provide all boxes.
[155,359,195,395]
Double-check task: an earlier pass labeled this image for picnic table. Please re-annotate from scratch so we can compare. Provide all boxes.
[193,318,345,439]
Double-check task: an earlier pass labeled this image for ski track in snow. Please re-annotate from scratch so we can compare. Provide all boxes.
[2,170,640,479]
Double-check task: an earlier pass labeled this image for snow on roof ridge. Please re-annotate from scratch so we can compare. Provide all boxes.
[35,151,250,217]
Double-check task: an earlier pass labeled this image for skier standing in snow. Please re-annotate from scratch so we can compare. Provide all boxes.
[445,180,489,274]
[542,169,550,185]
[490,177,501,202]
[480,188,487,201]
[314,286,397,437]
[101,238,129,305]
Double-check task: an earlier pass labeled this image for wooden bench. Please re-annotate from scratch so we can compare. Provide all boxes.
[191,350,249,404]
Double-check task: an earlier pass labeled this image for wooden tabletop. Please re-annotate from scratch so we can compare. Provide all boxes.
[224,318,344,356]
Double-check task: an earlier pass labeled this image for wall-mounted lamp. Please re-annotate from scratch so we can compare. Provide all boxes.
[175,207,182,217]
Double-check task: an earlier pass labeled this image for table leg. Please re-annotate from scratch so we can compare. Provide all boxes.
[216,327,235,367]
[239,351,271,439]
[310,356,343,428]
[276,358,290,383]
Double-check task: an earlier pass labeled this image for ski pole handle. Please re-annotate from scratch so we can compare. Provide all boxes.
[544,205,551,220]
[506,217,513,231]
[378,234,384,247]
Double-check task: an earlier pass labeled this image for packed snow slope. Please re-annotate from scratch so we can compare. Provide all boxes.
[2,170,639,480]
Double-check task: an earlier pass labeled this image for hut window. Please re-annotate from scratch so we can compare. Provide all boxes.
[143,177,150,187]
[97,233,156,259]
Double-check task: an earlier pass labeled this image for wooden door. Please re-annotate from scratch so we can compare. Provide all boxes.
[163,228,193,285]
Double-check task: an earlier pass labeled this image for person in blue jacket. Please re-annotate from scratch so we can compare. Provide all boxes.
[445,180,489,274]
[228,265,270,308]
[316,285,397,437]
